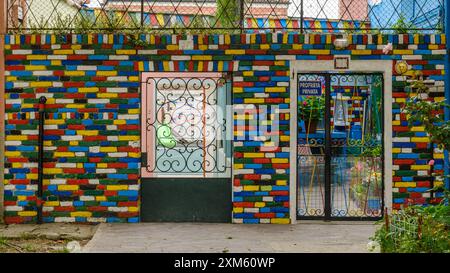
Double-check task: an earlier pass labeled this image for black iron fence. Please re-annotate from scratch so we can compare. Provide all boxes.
[6,0,445,33]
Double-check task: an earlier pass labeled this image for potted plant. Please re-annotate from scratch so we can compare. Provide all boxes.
[298,95,325,134]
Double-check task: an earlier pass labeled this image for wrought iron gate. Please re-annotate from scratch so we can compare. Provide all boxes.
[140,72,232,222]
[297,73,384,220]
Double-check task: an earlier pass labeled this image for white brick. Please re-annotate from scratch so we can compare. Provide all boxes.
[108,152,128,157]
[80,196,95,201]
[61,135,83,141]
[97,169,116,174]
[5,206,23,212]
[108,207,128,212]
[54,217,76,223]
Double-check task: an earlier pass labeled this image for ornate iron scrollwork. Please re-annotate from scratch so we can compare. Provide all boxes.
[144,76,231,175]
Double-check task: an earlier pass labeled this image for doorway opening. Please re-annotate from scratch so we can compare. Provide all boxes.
[296,73,384,220]
[140,72,233,222]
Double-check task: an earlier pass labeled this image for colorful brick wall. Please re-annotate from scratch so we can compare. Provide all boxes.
[2,33,447,224]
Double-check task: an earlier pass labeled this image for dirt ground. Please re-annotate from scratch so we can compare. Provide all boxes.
[0,223,97,253]
[0,237,90,253]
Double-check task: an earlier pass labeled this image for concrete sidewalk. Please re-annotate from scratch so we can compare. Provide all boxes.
[82,222,378,253]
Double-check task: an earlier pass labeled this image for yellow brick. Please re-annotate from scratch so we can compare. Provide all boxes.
[129,76,139,82]
[46,119,65,125]
[11,163,23,168]
[129,152,140,158]
[266,87,286,92]
[51,60,62,66]
[392,148,401,154]
[27,173,38,179]
[271,218,290,224]
[234,164,244,169]
[54,152,75,157]
[243,71,253,76]
[100,147,117,152]
[225,49,245,55]
[6,135,28,141]
[44,168,63,174]
[244,98,265,104]
[166,45,178,50]
[27,55,47,60]
[128,207,139,212]
[69,141,79,146]
[243,185,259,191]
[5,151,21,157]
[411,126,425,132]
[106,185,128,191]
[97,71,117,76]
[192,55,212,61]
[233,207,244,214]
[411,165,430,170]
[261,186,272,191]
[65,71,85,76]
[243,153,265,158]
[6,76,17,81]
[254,202,266,208]
[260,44,270,50]
[17,196,27,201]
[392,120,401,126]
[310,50,331,55]
[352,50,372,55]
[97,93,118,98]
[54,49,74,55]
[18,211,38,217]
[96,196,107,201]
[77,130,98,136]
[292,44,302,50]
[66,103,85,109]
[58,185,79,191]
[97,163,108,168]
[280,135,290,142]
[429,44,439,50]
[116,49,136,55]
[276,180,287,186]
[113,120,126,125]
[393,50,413,55]
[45,201,60,207]
[434,153,444,159]
[118,136,139,141]
[411,137,430,142]
[128,109,140,114]
[25,65,46,70]
[71,45,82,50]
[272,158,288,163]
[395,182,416,188]
[79,87,99,93]
[70,212,92,218]
[30,82,53,88]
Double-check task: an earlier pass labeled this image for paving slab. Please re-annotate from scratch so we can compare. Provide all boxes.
[82,222,379,253]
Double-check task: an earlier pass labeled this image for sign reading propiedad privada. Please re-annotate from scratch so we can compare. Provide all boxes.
[298,81,322,96]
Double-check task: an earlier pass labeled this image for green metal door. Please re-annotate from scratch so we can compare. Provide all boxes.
[141,178,231,222]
